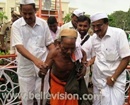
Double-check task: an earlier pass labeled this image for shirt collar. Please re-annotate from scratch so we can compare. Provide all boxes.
[78,32,89,40]
[95,26,111,39]
[105,26,112,37]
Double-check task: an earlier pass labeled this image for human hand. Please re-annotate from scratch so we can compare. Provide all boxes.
[77,65,86,80]
[38,63,49,78]
[38,70,46,78]
[106,76,115,87]
[86,61,91,67]
[33,58,45,69]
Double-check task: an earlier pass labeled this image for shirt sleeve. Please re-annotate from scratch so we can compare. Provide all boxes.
[11,23,23,47]
[118,29,130,58]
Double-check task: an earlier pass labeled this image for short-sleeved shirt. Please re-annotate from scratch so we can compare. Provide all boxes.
[91,26,130,89]
[0,21,12,42]
[50,26,60,40]
[11,17,54,76]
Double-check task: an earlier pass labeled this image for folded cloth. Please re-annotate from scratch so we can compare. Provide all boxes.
[65,68,79,94]
[65,61,91,105]
[65,61,92,105]
[71,43,83,62]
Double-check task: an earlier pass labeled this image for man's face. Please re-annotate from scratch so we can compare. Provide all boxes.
[60,37,76,57]
[48,23,58,33]
[77,20,90,36]
[91,19,108,38]
[20,4,36,26]
[71,16,78,29]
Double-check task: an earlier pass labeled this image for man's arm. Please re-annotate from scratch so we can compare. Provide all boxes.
[77,49,87,80]
[16,42,55,69]
[87,56,95,67]
[47,43,55,50]
[0,35,5,49]
[113,56,130,79]
[107,56,130,86]
[16,45,45,69]
[81,49,87,63]
[107,30,130,86]
[38,48,56,78]
[43,43,56,70]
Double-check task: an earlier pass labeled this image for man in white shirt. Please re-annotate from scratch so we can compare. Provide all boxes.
[60,9,85,31]
[47,16,60,44]
[11,0,55,105]
[90,12,130,105]
[76,15,93,87]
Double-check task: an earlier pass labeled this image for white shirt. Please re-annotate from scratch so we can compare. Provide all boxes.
[60,21,74,30]
[76,32,92,61]
[50,26,60,40]
[11,17,54,76]
[91,26,130,89]
[56,21,75,40]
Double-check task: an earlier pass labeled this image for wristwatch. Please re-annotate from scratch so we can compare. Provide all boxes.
[111,77,115,82]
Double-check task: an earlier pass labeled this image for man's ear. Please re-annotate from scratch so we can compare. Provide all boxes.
[54,40,61,46]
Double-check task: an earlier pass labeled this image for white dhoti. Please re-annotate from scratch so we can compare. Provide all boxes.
[93,85,125,105]
[18,71,50,105]
[92,61,126,105]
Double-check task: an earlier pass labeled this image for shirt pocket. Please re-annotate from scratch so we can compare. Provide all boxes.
[34,36,45,47]
[104,47,118,62]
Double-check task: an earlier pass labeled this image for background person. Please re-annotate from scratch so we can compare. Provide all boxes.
[47,16,60,43]
[39,29,90,105]
[76,15,93,88]
[11,0,55,105]
[55,9,85,49]
[0,10,21,51]
[60,9,85,31]
[90,12,130,105]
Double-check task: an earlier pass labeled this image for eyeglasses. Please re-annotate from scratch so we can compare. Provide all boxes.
[91,23,104,29]
[62,46,75,52]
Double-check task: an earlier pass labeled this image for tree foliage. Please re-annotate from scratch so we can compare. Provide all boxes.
[63,9,130,31]
[0,11,8,24]
[126,8,130,30]
[108,15,116,27]
[63,13,71,24]
[110,11,127,30]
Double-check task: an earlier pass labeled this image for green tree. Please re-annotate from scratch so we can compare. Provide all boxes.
[0,12,8,25]
[126,8,130,30]
[108,15,116,27]
[63,13,71,24]
[110,11,127,30]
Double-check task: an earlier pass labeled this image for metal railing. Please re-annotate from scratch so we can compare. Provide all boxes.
[0,54,130,104]
[0,54,21,105]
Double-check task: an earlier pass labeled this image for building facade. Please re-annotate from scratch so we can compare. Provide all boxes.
[0,0,72,22]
